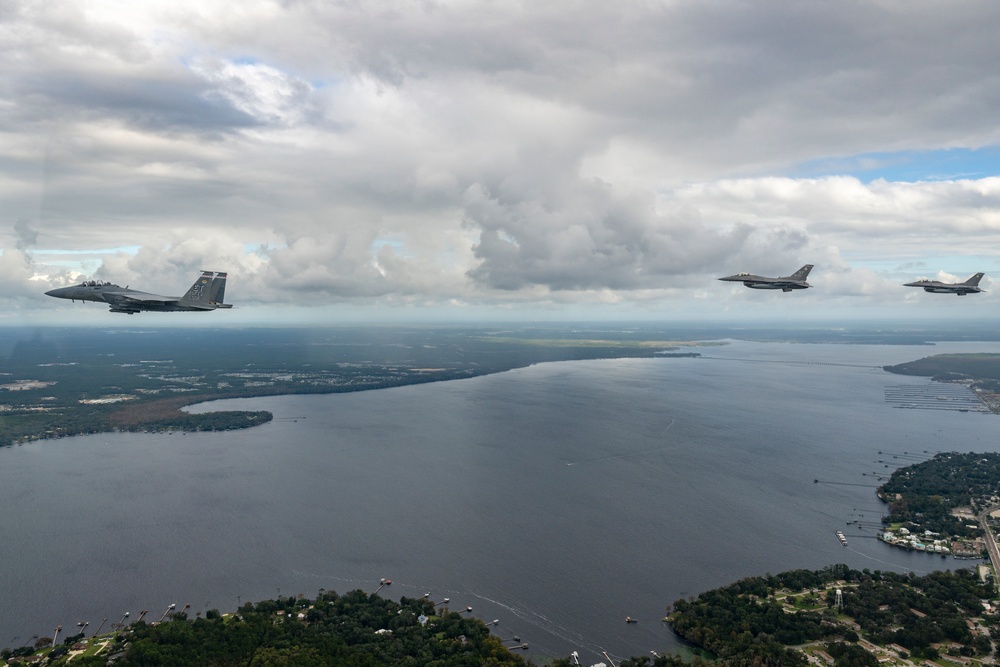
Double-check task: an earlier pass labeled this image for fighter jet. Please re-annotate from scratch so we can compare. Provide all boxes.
[718,265,813,292]
[45,271,233,314]
[903,272,985,296]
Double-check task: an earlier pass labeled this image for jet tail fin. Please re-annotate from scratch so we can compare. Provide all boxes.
[788,264,814,281]
[181,271,215,303]
[209,272,228,305]
[964,272,985,286]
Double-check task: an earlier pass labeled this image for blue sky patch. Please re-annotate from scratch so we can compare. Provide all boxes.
[842,253,997,278]
[792,146,1000,183]
[35,246,141,255]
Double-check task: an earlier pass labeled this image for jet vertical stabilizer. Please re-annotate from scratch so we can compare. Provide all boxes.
[788,265,813,282]
[209,272,232,308]
[182,271,215,304]
[964,272,985,287]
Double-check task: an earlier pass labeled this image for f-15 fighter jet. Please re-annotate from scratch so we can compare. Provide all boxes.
[45,271,233,314]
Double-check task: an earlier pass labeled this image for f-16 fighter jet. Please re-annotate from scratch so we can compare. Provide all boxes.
[718,265,813,292]
[903,272,985,295]
[45,271,233,314]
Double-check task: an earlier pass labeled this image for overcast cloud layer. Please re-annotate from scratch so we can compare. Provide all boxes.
[3,0,1000,323]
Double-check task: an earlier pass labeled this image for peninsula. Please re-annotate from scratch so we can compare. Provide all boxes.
[3,590,531,666]
[884,353,1000,412]
[0,326,713,446]
[875,451,1000,559]
[664,564,997,667]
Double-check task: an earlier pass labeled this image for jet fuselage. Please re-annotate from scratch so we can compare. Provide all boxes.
[902,273,984,296]
[718,265,813,293]
[45,272,232,314]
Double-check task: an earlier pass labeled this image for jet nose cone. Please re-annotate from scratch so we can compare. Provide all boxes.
[45,287,70,298]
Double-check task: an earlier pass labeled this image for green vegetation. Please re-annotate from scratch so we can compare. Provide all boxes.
[0,327,708,446]
[8,569,1000,666]
[885,354,1000,410]
[664,565,997,666]
[8,324,1000,446]
[877,451,1000,541]
[885,353,1000,383]
[879,452,1000,502]
[5,590,529,666]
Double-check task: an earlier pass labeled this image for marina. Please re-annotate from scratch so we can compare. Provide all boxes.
[883,383,989,412]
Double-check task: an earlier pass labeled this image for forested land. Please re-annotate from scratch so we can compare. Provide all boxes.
[19,590,530,667]
[885,353,1000,387]
[665,565,996,666]
[10,568,999,666]
[1,326,702,446]
[877,451,1000,536]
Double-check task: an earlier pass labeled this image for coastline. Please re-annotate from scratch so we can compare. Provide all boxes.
[1,326,715,447]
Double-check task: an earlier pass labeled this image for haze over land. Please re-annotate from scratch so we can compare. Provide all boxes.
[3,1,1000,325]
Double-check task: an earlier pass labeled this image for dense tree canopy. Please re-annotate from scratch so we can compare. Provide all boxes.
[44,590,528,667]
[878,451,1000,536]
[666,565,995,665]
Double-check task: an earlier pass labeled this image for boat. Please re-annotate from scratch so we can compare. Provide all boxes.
[836,530,848,546]
[625,616,637,624]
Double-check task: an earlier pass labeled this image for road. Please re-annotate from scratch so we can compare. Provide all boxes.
[978,507,1000,593]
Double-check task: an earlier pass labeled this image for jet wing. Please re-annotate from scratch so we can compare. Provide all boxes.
[106,291,179,306]
[116,294,179,304]
[111,293,218,309]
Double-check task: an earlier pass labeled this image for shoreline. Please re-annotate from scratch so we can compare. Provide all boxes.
[4,344,710,447]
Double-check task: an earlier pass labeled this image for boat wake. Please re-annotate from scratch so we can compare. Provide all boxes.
[843,546,930,575]
[463,588,613,659]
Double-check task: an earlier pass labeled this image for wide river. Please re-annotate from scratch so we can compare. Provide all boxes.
[4,340,1000,662]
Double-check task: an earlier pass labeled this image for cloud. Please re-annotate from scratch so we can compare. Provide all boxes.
[3,0,1000,321]
[14,218,38,251]
[463,179,755,291]
[189,58,320,127]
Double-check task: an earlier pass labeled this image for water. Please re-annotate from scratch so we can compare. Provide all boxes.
[3,340,1000,662]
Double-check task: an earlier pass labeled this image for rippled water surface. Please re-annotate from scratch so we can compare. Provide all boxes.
[3,340,1000,661]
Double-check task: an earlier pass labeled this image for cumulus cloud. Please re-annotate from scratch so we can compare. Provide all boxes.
[463,180,755,291]
[2,0,1000,321]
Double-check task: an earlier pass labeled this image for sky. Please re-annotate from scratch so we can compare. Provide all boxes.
[3,0,1000,325]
